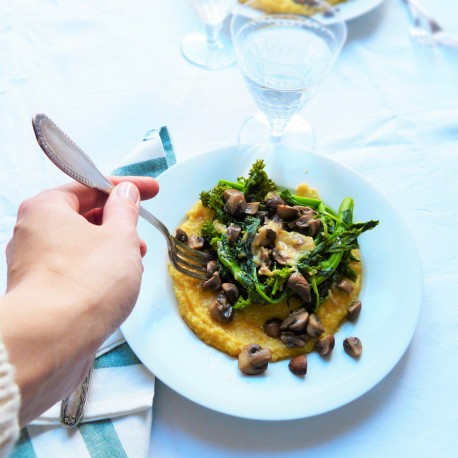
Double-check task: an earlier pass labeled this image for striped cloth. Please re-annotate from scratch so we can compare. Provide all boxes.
[11,127,175,458]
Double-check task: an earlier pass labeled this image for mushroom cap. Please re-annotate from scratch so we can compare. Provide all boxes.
[287,272,312,303]
[238,343,272,375]
[208,292,233,323]
[288,354,308,376]
[343,337,363,358]
[223,189,246,216]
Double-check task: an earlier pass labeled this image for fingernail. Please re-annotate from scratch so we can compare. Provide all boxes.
[115,182,139,204]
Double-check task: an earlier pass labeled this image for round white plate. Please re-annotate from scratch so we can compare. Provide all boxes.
[122,144,422,421]
[236,0,385,24]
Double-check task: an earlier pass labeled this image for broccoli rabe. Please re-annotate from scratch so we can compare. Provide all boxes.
[198,160,379,311]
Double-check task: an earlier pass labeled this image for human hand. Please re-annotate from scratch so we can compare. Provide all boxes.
[0,176,158,425]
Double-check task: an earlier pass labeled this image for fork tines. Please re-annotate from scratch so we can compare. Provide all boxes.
[172,238,214,280]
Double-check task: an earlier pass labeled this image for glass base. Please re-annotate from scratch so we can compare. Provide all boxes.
[181,29,235,70]
[238,113,316,149]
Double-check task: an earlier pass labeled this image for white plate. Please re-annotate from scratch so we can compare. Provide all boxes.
[122,144,422,421]
[237,0,385,23]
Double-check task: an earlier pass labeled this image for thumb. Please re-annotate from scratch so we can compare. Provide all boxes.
[103,181,140,228]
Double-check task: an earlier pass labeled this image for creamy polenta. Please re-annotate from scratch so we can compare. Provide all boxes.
[169,185,363,362]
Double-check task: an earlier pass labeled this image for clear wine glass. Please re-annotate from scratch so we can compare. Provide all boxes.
[182,0,237,70]
[230,1,347,147]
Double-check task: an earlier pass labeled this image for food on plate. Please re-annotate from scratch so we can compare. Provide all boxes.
[343,336,363,358]
[239,0,346,16]
[169,160,378,370]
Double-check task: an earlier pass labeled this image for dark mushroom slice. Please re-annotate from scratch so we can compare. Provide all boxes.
[223,189,246,216]
[221,283,239,304]
[226,224,241,242]
[288,355,308,376]
[255,226,276,247]
[306,218,321,237]
[336,279,353,295]
[343,337,363,358]
[347,300,362,321]
[306,313,324,337]
[314,335,335,356]
[280,308,309,332]
[238,344,272,375]
[175,228,188,243]
[265,195,285,214]
[209,291,233,323]
[202,271,221,290]
[188,235,205,250]
[287,272,312,303]
[294,206,315,217]
[206,260,217,277]
[244,202,260,215]
[276,204,298,220]
[263,318,282,338]
[280,332,307,348]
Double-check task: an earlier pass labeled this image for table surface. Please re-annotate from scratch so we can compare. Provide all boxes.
[1,0,457,456]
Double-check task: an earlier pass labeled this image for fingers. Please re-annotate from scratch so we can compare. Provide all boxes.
[102,182,140,229]
[56,176,159,215]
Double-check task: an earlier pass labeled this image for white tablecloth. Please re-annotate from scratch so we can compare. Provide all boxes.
[1,0,457,456]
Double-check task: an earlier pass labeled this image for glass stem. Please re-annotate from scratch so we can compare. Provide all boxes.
[205,23,222,46]
[269,119,289,142]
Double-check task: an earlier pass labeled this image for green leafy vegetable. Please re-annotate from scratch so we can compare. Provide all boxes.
[198,160,379,311]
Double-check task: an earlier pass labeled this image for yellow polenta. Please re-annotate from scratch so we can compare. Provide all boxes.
[169,191,362,362]
[240,0,346,16]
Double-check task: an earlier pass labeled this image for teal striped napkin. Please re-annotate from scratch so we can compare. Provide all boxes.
[11,127,175,458]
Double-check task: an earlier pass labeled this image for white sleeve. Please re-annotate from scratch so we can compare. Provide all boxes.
[0,336,20,458]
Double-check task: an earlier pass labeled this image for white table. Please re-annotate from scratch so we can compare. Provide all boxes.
[1,0,457,456]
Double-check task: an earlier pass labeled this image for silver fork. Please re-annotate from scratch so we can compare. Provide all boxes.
[403,0,458,47]
[402,0,435,45]
[32,113,214,428]
[32,113,213,282]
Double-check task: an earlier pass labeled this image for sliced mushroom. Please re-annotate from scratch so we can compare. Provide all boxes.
[263,318,282,338]
[223,189,246,216]
[265,195,285,214]
[276,204,298,220]
[280,332,307,348]
[238,344,272,375]
[175,228,188,243]
[254,226,276,247]
[188,235,204,250]
[226,224,241,242]
[336,279,353,295]
[306,218,321,237]
[314,335,335,356]
[288,355,308,376]
[202,271,221,291]
[306,313,324,337]
[244,202,260,215]
[206,260,217,276]
[221,283,239,304]
[294,206,314,217]
[280,308,309,332]
[209,291,233,323]
[347,300,362,321]
[287,272,312,303]
[343,337,362,358]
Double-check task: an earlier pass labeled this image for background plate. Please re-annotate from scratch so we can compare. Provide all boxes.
[236,0,386,24]
[122,143,422,421]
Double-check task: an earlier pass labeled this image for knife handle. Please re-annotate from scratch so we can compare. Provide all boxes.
[60,363,94,428]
